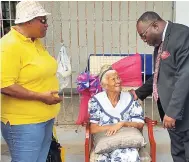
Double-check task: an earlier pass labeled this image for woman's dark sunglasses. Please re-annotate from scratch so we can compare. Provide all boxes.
[36,18,48,24]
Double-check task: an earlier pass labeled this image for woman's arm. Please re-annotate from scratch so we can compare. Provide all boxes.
[105,122,144,136]
[121,121,144,130]
[90,121,144,136]
[90,123,112,134]
[1,84,62,105]
[2,84,44,100]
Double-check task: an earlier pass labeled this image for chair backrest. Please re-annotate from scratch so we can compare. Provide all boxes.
[88,54,140,91]
[87,53,153,75]
[88,54,127,75]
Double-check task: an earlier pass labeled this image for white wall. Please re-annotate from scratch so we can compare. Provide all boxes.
[40,1,173,88]
[175,1,189,27]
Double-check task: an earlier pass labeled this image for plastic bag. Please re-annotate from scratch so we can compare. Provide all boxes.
[56,45,72,92]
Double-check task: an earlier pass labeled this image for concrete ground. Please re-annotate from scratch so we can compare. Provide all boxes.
[1,125,173,162]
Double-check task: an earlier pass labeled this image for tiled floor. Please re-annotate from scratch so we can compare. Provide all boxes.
[1,125,173,162]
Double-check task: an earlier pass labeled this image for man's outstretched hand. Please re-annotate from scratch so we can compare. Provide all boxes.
[129,89,138,100]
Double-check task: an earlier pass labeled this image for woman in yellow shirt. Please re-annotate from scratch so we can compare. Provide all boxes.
[1,1,62,162]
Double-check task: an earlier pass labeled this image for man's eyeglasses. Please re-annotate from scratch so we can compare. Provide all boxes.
[36,18,48,24]
[140,21,155,39]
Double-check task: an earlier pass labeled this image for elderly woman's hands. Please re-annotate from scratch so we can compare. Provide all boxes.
[106,122,124,136]
[105,121,144,136]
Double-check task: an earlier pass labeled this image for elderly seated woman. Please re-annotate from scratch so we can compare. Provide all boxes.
[88,65,144,162]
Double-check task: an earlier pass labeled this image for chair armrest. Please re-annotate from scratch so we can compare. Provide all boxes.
[85,122,90,162]
[145,117,157,162]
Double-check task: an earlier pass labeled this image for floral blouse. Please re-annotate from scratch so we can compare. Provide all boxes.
[88,91,144,162]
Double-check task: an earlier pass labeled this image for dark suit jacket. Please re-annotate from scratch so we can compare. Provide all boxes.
[136,21,189,131]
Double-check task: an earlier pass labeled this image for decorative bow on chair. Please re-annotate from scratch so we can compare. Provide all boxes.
[76,72,102,125]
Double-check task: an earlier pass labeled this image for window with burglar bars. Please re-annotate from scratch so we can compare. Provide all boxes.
[0,1,18,37]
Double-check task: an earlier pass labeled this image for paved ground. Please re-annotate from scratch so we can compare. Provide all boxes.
[1,125,173,162]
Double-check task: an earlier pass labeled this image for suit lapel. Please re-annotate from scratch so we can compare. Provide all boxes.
[153,21,173,68]
[163,21,172,51]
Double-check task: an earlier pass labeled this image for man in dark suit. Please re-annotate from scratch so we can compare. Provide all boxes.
[131,11,189,162]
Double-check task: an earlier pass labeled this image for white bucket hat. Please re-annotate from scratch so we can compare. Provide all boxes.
[15,1,51,24]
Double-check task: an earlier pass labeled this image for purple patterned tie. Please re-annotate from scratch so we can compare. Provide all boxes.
[153,42,163,102]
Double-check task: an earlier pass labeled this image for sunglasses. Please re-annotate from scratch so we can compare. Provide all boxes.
[140,21,155,39]
[36,18,48,24]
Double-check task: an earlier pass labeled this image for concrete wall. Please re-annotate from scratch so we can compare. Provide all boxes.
[41,1,173,89]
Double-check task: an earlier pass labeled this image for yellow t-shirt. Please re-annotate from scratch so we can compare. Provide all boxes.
[0,27,60,125]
